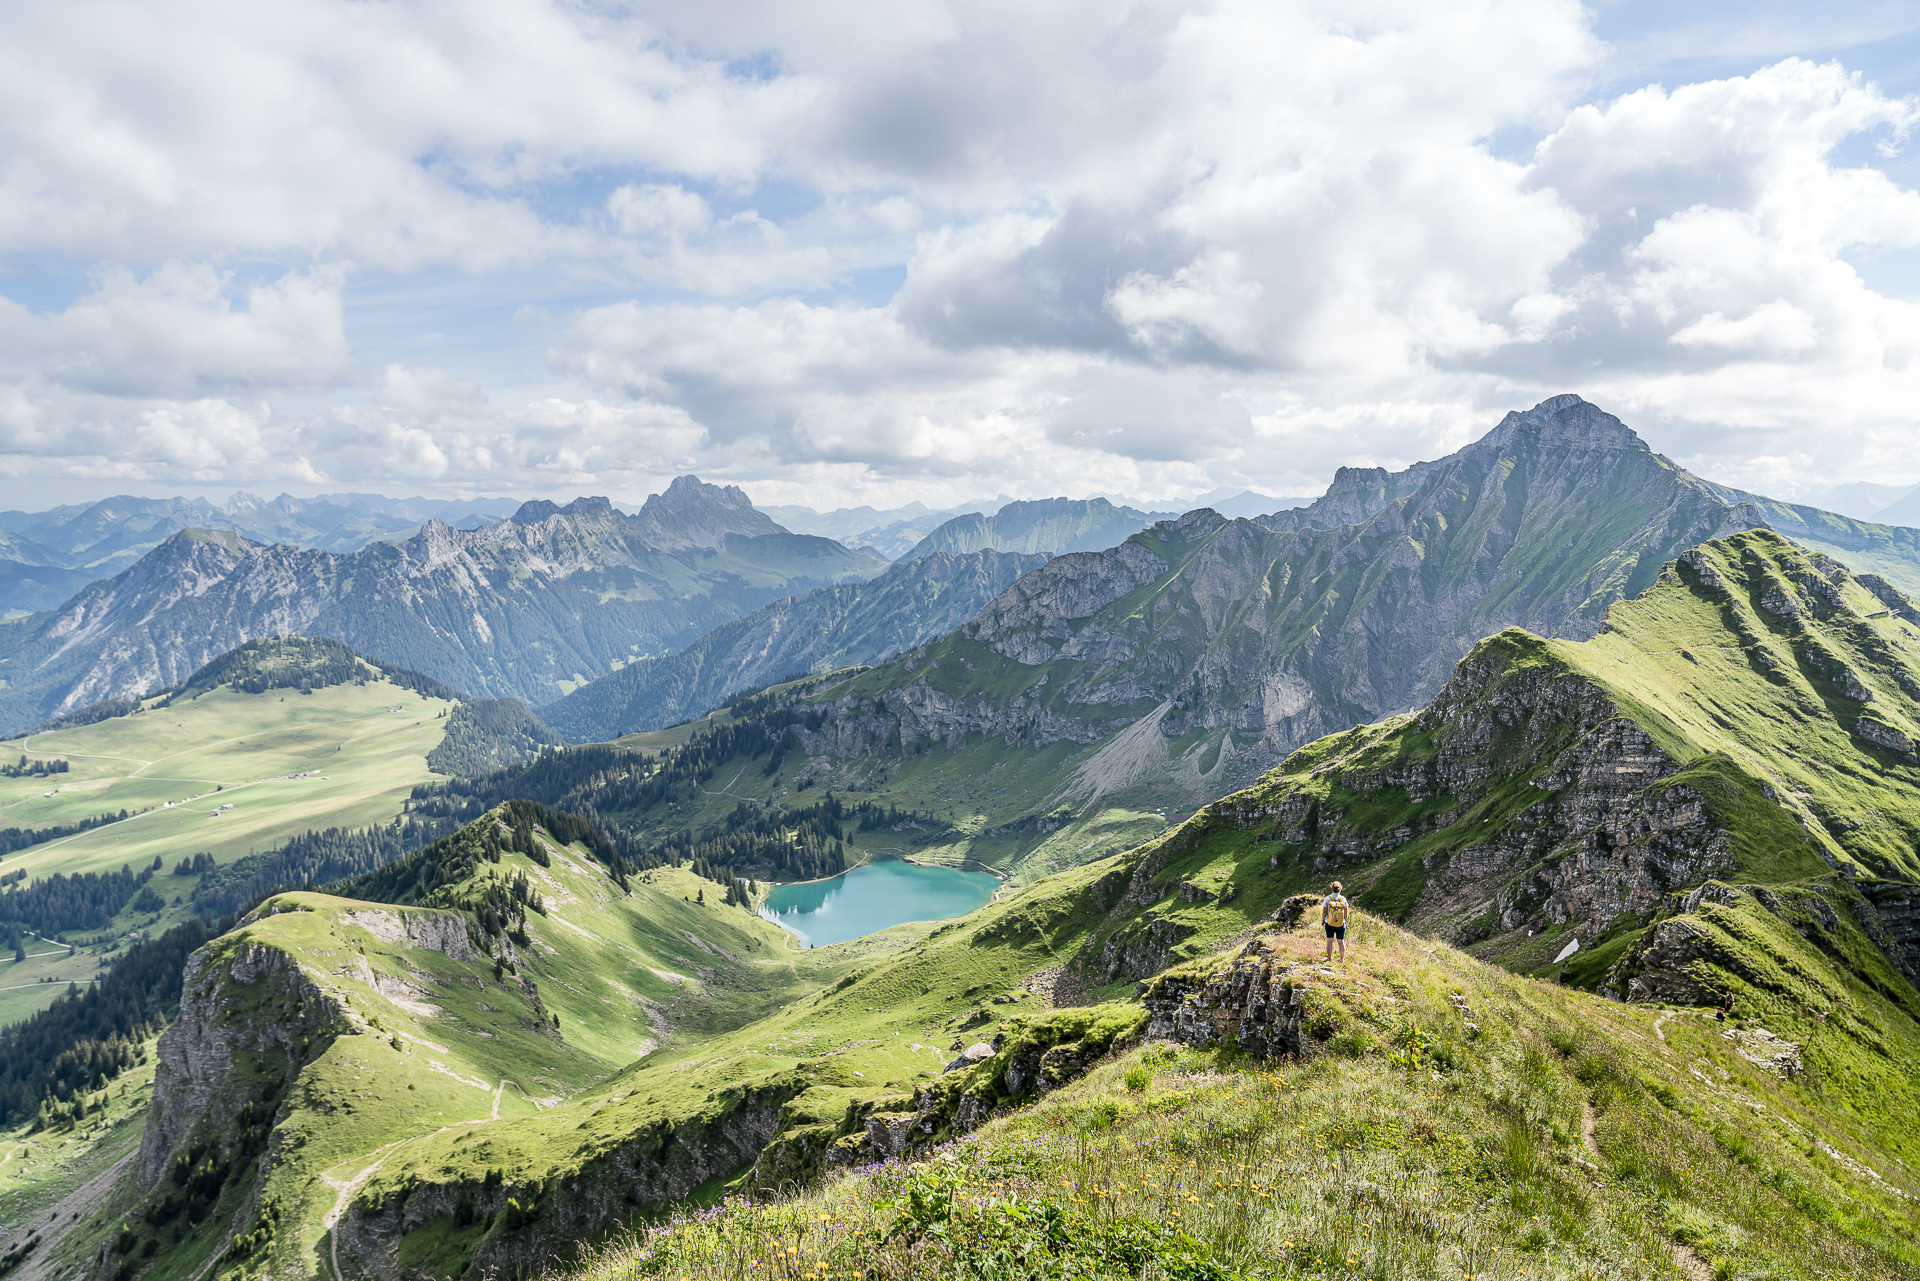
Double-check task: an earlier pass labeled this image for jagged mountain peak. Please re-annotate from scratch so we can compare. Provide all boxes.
[634,475,787,549]
[1483,393,1648,453]
[510,495,614,525]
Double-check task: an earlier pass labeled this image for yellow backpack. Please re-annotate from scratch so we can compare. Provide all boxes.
[1325,895,1349,928]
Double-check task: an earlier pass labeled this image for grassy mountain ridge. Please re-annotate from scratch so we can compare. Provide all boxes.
[36,807,867,1281]
[1203,528,1920,978]
[1708,480,1920,597]
[0,634,546,1031]
[584,922,1919,1281]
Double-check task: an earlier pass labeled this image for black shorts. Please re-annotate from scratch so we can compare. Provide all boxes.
[1325,924,1346,940]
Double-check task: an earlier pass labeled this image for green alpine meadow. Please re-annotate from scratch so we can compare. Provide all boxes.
[1,403,1918,1281]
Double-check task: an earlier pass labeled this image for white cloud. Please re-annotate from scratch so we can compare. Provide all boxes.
[0,264,351,396]
[1669,301,1820,354]
[2,5,1920,507]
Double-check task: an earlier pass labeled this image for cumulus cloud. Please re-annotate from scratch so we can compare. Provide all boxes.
[2,3,1920,507]
[0,264,351,397]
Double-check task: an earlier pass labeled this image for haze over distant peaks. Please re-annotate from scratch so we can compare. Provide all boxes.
[902,497,1176,561]
[0,477,886,731]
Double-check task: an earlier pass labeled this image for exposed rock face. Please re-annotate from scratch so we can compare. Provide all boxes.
[787,1010,1145,1173]
[335,1085,798,1281]
[1214,635,1736,947]
[138,940,346,1189]
[339,908,480,962]
[1722,1026,1803,1077]
[1859,883,1920,982]
[541,548,1046,742]
[0,479,888,728]
[770,397,1775,808]
[1140,939,1307,1059]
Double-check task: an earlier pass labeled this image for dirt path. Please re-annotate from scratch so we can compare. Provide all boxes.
[321,1139,411,1281]
[13,1151,135,1281]
[1667,1243,1714,1280]
[1654,1012,1673,1044]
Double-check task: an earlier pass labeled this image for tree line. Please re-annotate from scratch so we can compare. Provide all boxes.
[0,756,67,778]
[187,818,446,921]
[0,809,130,858]
[0,859,160,938]
[0,918,220,1126]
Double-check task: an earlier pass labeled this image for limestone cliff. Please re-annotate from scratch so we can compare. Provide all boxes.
[767,397,1776,814]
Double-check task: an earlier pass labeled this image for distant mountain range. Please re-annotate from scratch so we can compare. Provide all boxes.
[0,491,521,614]
[525,396,1920,849]
[0,479,887,731]
[900,498,1177,561]
[786,396,1781,806]
[760,500,1005,560]
[540,548,1047,742]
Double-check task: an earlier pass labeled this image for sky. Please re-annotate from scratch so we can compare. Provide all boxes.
[4,0,1920,513]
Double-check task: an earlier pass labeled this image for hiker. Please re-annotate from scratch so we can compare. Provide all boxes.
[1322,882,1351,963]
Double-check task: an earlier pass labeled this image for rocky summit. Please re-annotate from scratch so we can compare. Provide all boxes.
[0,478,888,730]
[697,396,1775,821]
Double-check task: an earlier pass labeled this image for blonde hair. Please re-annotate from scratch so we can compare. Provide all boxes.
[1331,881,1343,892]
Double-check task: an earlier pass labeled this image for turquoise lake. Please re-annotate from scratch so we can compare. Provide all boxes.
[760,859,1000,947]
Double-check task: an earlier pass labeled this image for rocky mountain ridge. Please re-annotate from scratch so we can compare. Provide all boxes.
[774,396,1774,810]
[1194,528,1920,990]
[900,497,1174,562]
[0,492,525,614]
[540,548,1046,743]
[0,480,888,730]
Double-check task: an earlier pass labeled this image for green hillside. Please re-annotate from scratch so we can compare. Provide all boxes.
[1205,527,1920,975]
[6,527,1920,1281]
[8,804,874,1281]
[0,680,448,881]
[583,916,1919,1281]
[44,801,1917,1281]
[0,637,572,1029]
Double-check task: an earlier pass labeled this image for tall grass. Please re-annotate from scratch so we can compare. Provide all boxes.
[556,928,1917,1281]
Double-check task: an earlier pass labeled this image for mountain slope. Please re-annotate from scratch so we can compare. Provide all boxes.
[23,535,1920,1279]
[900,497,1174,561]
[1705,481,1920,596]
[0,481,887,729]
[68,695,1920,1281]
[781,396,1766,802]
[1203,526,1920,968]
[399,396,1799,890]
[26,805,867,1281]
[539,549,1046,743]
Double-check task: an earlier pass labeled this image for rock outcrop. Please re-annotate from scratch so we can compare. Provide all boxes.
[335,1083,800,1281]
[1140,938,1308,1059]
[138,938,347,1189]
